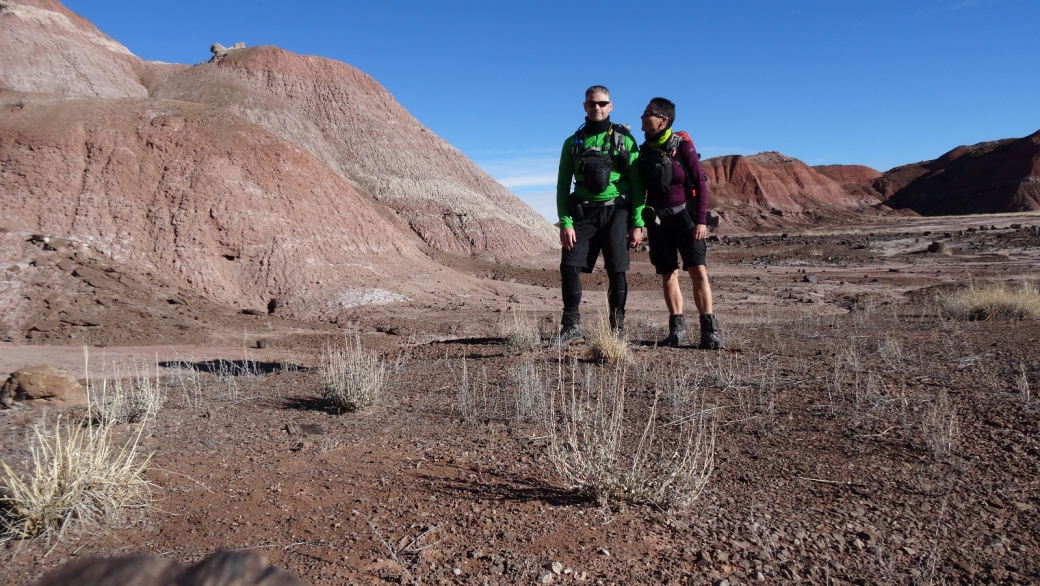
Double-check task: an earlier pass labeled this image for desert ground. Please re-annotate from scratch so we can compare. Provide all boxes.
[2,214,1040,586]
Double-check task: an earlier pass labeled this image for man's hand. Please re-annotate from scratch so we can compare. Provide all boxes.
[560,227,577,250]
[628,227,643,248]
[693,224,707,241]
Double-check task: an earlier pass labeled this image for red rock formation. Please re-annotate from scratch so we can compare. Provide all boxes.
[0,92,430,319]
[813,164,882,188]
[876,131,1040,215]
[0,0,148,97]
[701,151,883,232]
[153,46,556,256]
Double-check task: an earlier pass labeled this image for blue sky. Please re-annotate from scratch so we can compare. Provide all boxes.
[65,0,1040,221]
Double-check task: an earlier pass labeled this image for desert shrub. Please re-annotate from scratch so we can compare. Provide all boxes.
[587,316,629,365]
[512,357,550,424]
[918,390,960,459]
[320,335,385,412]
[938,281,1040,320]
[0,416,152,544]
[504,306,542,354]
[90,368,164,425]
[546,362,715,509]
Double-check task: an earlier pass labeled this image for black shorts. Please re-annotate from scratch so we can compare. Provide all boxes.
[647,219,707,274]
[561,202,630,273]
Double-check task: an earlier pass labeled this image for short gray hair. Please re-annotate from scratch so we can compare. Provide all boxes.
[585,85,610,99]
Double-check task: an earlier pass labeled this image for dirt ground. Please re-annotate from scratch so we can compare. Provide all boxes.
[2,215,1040,585]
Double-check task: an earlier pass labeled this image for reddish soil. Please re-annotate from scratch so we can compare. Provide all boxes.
[3,216,1040,586]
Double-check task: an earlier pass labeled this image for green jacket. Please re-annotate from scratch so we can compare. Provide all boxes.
[556,126,646,229]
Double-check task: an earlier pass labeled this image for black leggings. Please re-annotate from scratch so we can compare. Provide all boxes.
[561,265,627,326]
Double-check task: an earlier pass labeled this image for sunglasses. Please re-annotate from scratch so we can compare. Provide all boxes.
[585,100,611,108]
[641,111,666,119]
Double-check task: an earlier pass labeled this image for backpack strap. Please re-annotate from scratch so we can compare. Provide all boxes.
[669,132,698,201]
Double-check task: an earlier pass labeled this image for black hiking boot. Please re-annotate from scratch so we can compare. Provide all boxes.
[659,314,688,347]
[557,325,583,345]
[698,314,724,350]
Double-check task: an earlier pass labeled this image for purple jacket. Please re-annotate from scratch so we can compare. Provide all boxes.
[645,135,709,225]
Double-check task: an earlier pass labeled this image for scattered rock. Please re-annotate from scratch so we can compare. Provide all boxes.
[551,561,563,575]
[256,339,268,349]
[927,241,946,253]
[1,365,86,408]
[803,274,818,283]
[536,570,553,584]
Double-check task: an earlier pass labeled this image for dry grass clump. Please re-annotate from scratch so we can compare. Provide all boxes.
[919,390,960,459]
[0,416,152,544]
[547,362,715,509]
[504,306,542,354]
[89,365,164,425]
[587,317,629,365]
[320,334,385,413]
[938,281,1040,320]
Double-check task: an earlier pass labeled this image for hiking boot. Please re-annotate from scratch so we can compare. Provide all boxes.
[557,325,583,345]
[659,314,688,347]
[609,310,625,339]
[698,314,724,350]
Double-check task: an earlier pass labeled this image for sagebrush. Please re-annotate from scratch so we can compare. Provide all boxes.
[320,335,385,412]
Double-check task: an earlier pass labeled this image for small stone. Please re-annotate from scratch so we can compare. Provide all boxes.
[715,580,730,586]
[452,567,461,576]
[902,546,916,556]
[256,338,268,349]
[536,571,553,584]
[598,548,610,557]
[1013,502,1034,512]
[755,571,765,581]
[803,274,818,283]
[851,538,865,550]
[551,561,563,575]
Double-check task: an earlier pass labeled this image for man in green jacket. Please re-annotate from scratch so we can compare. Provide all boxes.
[556,85,645,343]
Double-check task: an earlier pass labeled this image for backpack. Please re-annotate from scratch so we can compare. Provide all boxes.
[639,130,699,200]
[571,123,632,194]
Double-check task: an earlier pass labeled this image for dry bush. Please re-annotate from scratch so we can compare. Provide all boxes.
[547,362,716,509]
[504,306,542,354]
[320,334,385,413]
[938,281,1040,321]
[512,357,550,424]
[166,359,205,409]
[587,316,629,365]
[0,415,152,544]
[89,363,164,425]
[453,356,550,424]
[919,390,960,458]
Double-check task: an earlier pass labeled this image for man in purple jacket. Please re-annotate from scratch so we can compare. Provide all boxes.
[637,97,724,349]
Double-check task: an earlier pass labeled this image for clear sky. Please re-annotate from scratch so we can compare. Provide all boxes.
[64,0,1040,222]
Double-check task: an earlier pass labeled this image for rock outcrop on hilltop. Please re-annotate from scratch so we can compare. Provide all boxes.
[152,46,557,256]
[0,0,148,97]
[876,130,1040,215]
[701,152,884,232]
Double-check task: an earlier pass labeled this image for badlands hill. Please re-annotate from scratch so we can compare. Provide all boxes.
[876,130,1040,216]
[0,0,555,326]
[701,152,889,232]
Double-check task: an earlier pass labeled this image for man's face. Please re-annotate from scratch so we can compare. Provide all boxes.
[640,103,670,134]
[583,92,613,122]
